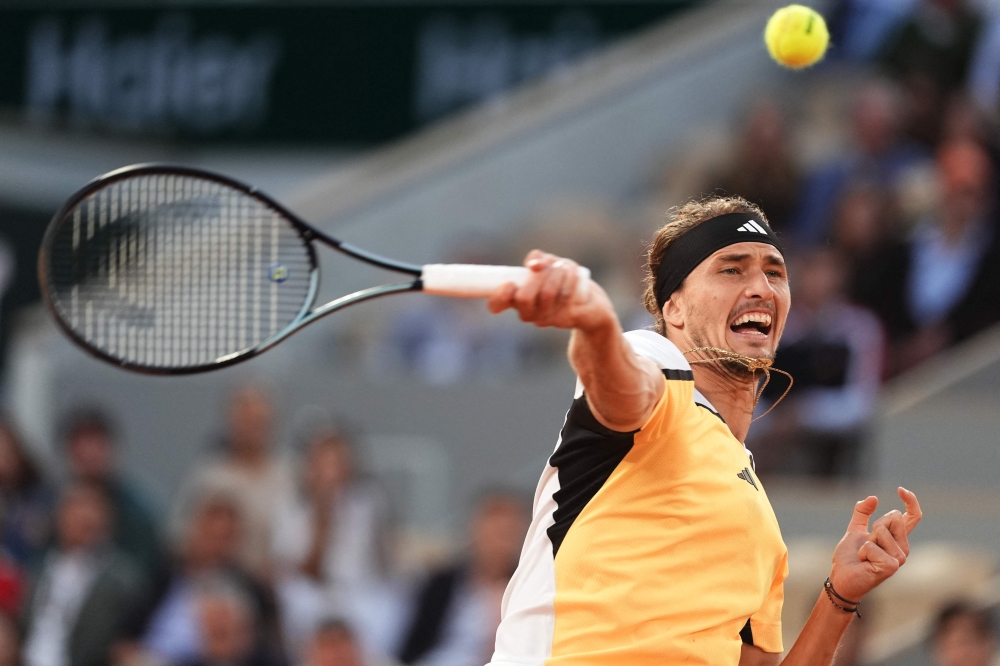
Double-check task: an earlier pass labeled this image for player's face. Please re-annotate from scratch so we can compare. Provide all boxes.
[664,242,789,362]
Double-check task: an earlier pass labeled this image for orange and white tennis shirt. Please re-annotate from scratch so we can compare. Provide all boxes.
[489,330,788,666]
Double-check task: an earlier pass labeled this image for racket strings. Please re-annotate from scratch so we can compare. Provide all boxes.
[682,346,794,423]
[46,173,314,369]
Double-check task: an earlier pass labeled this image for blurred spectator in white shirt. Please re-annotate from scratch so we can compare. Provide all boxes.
[753,248,884,477]
[857,140,1000,375]
[397,491,528,666]
[272,429,396,660]
[23,482,146,666]
[174,386,294,578]
[931,602,996,666]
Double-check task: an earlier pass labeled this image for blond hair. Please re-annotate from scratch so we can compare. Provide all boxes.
[643,195,769,335]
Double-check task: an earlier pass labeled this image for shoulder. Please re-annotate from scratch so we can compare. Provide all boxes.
[623,330,692,375]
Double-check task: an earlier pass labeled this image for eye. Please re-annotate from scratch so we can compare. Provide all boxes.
[766,270,784,278]
[721,267,739,275]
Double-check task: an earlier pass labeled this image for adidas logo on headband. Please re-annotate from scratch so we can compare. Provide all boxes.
[653,212,783,308]
[737,220,768,234]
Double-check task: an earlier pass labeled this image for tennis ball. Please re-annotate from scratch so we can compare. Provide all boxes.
[764,5,829,69]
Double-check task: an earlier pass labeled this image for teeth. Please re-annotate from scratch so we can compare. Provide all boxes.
[732,312,772,328]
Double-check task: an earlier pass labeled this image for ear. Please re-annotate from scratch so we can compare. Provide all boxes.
[662,295,685,329]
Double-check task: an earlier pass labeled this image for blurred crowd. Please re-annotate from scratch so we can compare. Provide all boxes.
[0,385,531,666]
[377,0,1000,482]
[0,389,991,666]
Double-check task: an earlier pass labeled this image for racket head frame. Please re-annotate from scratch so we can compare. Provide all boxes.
[38,163,423,375]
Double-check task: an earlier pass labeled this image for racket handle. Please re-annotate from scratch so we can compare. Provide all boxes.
[421,263,591,299]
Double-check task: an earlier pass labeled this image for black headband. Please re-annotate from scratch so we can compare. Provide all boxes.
[654,212,783,308]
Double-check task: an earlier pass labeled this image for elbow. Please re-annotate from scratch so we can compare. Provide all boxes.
[589,382,661,432]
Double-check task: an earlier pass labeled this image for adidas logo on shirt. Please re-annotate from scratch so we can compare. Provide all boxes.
[737,220,768,234]
[737,467,758,490]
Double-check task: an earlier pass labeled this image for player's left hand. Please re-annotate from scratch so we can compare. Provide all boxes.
[828,487,922,602]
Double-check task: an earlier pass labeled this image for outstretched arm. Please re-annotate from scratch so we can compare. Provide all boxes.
[740,488,923,666]
[487,250,663,431]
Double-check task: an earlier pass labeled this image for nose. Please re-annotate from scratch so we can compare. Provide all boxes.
[744,267,775,301]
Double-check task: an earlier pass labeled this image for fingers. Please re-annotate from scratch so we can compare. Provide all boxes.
[487,282,518,314]
[497,250,582,325]
[868,523,907,566]
[871,509,909,559]
[513,266,546,322]
[846,496,878,534]
[858,540,900,577]
[524,249,548,269]
[536,260,578,314]
[898,487,923,535]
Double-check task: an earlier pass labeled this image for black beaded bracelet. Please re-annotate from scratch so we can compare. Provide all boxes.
[824,578,861,618]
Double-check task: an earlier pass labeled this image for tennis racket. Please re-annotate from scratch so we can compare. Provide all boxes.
[38,164,590,375]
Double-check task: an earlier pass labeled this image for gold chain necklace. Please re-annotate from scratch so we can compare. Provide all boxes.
[682,347,793,423]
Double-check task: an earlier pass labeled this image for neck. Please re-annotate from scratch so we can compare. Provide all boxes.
[690,361,757,443]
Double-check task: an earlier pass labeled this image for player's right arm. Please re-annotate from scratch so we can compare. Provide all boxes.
[487,250,664,431]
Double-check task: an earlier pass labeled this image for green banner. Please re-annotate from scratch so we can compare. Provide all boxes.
[0,3,696,145]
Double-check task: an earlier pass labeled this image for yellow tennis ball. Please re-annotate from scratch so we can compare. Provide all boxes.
[765,4,829,69]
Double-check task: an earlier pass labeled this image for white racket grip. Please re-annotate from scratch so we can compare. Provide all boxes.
[421,263,591,299]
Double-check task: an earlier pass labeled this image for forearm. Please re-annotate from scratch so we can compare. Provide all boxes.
[568,318,662,431]
[779,592,854,666]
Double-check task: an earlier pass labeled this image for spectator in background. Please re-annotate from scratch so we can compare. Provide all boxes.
[827,0,915,63]
[271,429,394,658]
[753,248,884,477]
[794,80,929,246]
[881,0,981,93]
[858,140,1000,374]
[62,409,161,577]
[23,482,146,666]
[175,386,293,578]
[831,180,894,249]
[182,577,283,666]
[302,620,364,666]
[829,181,900,302]
[881,0,981,147]
[397,491,528,666]
[138,493,279,665]
[0,418,53,572]
[377,239,533,384]
[931,602,996,666]
[714,100,801,233]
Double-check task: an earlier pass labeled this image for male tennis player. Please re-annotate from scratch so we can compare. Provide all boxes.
[484,196,922,666]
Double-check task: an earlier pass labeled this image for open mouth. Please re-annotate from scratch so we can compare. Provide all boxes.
[729,312,773,337]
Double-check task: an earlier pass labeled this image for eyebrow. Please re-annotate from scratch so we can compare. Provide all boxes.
[715,252,787,267]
